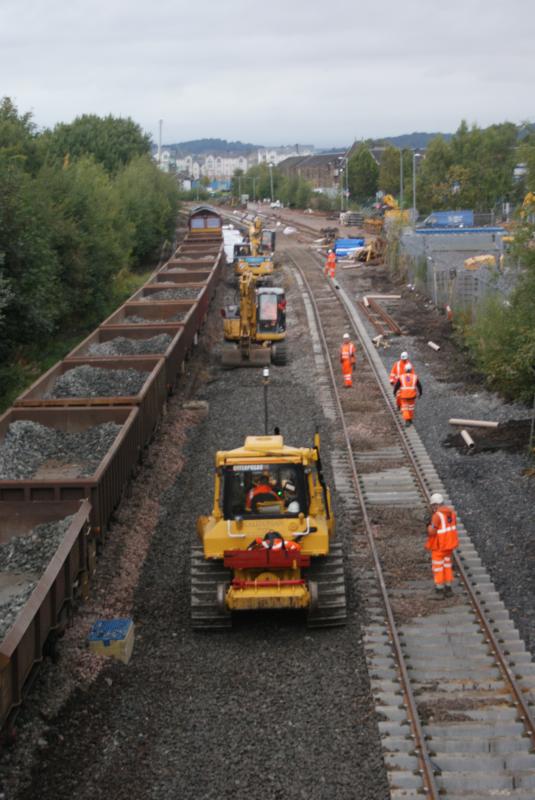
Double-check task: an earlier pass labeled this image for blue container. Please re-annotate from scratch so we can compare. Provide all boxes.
[88,618,133,644]
[334,238,365,256]
[423,210,474,228]
[415,227,506,235]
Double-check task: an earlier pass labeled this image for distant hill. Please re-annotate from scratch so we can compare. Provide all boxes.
[161,138,261,156]
[376,132,453,149]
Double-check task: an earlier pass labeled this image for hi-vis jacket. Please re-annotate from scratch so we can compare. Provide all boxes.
[389,359,413,384]
[393,372,422,398]
[340,342,356,364]
[426,506,459,551]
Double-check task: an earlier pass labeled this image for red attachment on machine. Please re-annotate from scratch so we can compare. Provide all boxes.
[223,549,311,570]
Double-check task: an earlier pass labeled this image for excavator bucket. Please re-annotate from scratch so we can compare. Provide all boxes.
[221,345,271,368]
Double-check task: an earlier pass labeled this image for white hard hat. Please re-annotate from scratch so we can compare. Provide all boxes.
[430,493,444,505]
[405,363,413,372]
[328,249,333,253]
[343,333,350,339]
[401,351,409,360]
[288,501,300,513]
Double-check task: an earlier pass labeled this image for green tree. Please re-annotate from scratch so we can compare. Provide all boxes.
[348,145,379,204]
[113,155,179,267]
[43,114,151,174]
[41,156,126,324]
[378,145,401,196]
[0,154,63,351]
[416,136,453,213]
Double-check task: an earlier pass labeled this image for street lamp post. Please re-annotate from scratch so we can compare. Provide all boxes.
[269,162,274,202]
[412,151,420,223]
[263,367,270,435]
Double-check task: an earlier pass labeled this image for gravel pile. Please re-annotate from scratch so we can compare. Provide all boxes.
[0,516,74,641]
[45,365,149,398]
[124,312,187,324]
[88,334,172,357]
[147,287,200,300]
[0,420,121,479]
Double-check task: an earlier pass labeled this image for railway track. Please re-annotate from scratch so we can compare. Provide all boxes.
[286,242,535,799]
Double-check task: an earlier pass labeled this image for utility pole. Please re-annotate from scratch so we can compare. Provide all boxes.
[412,151,417,223]
[399,148,404,210]
[269,163,274,202]
[252,176,257,203]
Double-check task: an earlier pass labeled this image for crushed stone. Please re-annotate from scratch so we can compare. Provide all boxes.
[45,365,148,398]
[88,334,172,357]
[0,515,74,641]
[124,312,186,324]
[147,287,200,300]
[0,420,122,479]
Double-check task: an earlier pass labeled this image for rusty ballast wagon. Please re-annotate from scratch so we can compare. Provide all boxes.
[14,357,166,448]
[0,499,93,736]
[65,326,189,394]
[0,406,141,535]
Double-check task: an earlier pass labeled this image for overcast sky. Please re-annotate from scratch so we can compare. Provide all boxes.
[2,0,535,148]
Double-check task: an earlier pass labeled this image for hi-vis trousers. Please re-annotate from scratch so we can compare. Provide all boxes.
[431,549,454,587]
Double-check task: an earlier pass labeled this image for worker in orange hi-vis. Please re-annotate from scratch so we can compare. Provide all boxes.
[339,332,356,388]
[393,364,422,426]
[389,351,413,386]
[425,493,458,597]
[324,249,337,278]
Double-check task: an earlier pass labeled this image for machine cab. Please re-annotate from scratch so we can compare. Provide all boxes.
[222,462,307,519]
[257,287,286,335]
[233,243,252,263]
[262,230,276,253]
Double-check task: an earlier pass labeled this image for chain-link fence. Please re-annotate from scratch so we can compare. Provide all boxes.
[397,228,519,315]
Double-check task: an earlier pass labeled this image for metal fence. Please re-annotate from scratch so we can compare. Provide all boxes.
[398,228,518,314]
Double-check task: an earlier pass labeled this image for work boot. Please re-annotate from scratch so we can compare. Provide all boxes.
[405,419,413,427]
[435,586,445,598]
[444,585,453,597]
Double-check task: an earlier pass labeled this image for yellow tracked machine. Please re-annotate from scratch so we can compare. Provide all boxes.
[192,433,347,629]
[221,272,287,368]
[234,216,275,282]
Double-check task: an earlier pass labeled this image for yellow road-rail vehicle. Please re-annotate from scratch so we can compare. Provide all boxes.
[234,216,276,282]
[192,433,347,629]
[221,272,287,367]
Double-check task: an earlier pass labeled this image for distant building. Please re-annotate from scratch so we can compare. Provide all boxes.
[173,153,253,180]
[514,163,528,181]
[257,145,315,166]
[156,148,174,173]
[277,152,346,193]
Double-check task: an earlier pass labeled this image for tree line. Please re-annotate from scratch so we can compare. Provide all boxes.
[348,120,535,213]
[0,98,179,398]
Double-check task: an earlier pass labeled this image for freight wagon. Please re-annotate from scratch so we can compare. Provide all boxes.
[0,500,92,734]
[0,207,224,737]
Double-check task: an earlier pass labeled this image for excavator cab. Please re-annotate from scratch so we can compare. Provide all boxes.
[192,433,347,629]
[256,288,286,336]
[221,274,287,367]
